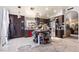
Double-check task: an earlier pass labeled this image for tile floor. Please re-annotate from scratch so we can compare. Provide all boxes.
[0,36,79,52]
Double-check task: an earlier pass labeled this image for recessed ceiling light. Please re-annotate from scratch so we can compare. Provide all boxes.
[30,7,35,10]
[18,6,21,8]
[36,13,40,17]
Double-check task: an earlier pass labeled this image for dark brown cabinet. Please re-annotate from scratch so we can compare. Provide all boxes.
[55,15,64,38]
[8,14,25,39]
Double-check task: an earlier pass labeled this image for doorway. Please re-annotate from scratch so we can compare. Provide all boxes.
[65,11,78,39]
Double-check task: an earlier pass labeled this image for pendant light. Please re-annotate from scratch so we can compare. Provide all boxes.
[17,6,21,18]
[36,13,40,18]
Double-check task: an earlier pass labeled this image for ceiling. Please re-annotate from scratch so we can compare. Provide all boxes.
[0,6,68,18]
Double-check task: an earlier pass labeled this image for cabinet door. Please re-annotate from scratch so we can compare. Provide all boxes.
[9,15,17,39]
[16,16,25,37]
[55,15,64,38]
[9,14,25,39]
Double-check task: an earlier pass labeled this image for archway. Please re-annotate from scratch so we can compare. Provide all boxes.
[65,11,78,39]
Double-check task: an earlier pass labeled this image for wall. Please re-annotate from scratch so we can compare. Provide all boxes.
[50,20,55,37]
